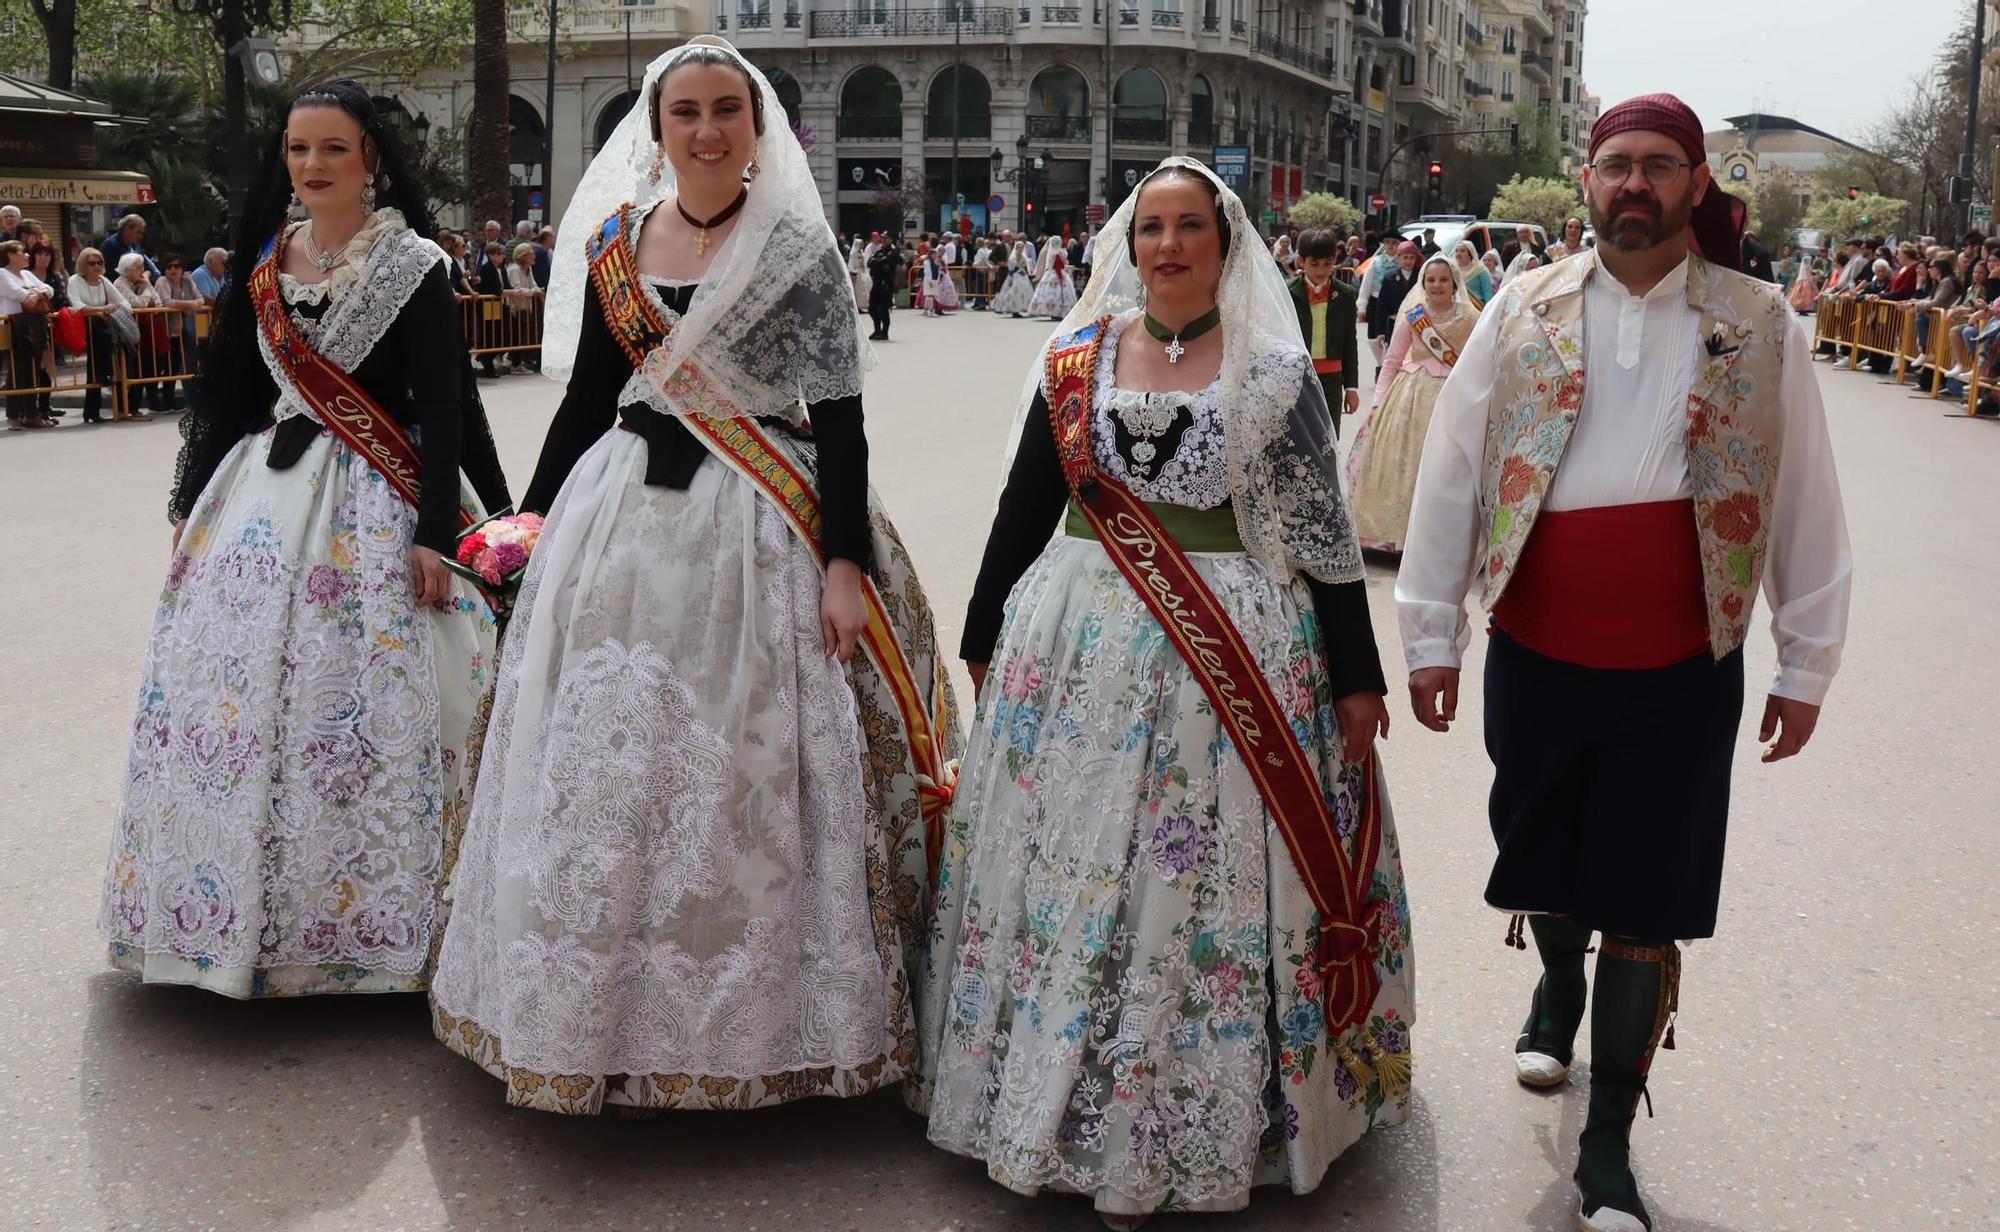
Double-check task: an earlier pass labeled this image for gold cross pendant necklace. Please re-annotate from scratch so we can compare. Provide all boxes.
[675,188,748,258]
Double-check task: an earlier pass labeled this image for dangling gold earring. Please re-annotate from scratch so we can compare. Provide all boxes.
[745,157,761,183]
[649,147,666,185]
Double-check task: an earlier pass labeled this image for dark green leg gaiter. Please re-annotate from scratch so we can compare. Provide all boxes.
[1518,914,1593,1065]
[1576,937,1680,1230]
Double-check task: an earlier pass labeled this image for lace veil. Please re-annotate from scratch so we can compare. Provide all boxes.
[541,36,865,422]
[1397,252,1481,318]
[1002,155,1364,585]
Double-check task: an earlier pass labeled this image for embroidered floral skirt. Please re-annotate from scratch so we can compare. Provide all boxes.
[430,428,960,1115]
[1347,367,1448,553]
[100,425,497,998]
[992,270,1035,316]
[1028,271,1077,320]
[913,537,1415,1216]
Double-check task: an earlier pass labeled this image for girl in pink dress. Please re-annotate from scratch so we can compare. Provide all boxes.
[1345,255,1476,553]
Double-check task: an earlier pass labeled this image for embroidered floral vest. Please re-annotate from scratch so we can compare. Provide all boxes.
[1478,250,1790,658]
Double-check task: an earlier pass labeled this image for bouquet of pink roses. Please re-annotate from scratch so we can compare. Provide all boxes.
[444,510,543,616]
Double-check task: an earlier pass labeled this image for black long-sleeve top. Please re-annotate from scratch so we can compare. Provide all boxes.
[169,259,510,552]
[962,390,1387,702]
[520,279,873,568]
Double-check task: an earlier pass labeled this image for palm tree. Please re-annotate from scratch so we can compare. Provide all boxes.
[469,0,513,231]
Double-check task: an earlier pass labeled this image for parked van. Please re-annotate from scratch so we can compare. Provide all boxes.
[1400,219,1550,257]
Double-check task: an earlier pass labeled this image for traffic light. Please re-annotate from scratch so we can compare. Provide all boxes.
[1847,185,1860,200]
[1427,161,1444,197]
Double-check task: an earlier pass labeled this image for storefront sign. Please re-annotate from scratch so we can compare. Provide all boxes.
[0,169,154,206]
[1211,146,1250,191]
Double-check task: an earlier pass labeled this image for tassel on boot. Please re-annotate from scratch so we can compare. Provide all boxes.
[1573,938,1680,1232]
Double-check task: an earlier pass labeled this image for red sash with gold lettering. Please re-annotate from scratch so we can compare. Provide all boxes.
[587,204,959,879]
[249,235,472,532]
[1046,318,1385,1034]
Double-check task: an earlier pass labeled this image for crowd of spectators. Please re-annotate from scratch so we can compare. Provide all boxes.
[1815,229,2000,402]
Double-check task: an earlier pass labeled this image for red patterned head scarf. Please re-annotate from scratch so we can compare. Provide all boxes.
[1589,92,1745,272]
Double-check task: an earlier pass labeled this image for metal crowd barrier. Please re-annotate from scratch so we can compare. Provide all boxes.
[459,292,544,359]
[0,303,213,423]
[1814,294,1997,417]
[123,305,207,411]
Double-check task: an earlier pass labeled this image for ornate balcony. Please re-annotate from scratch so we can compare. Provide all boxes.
[1252,29,1333,78]
[1026,114,1093,142]
[836,113,902,141]
[924,113,993,139]
[1113,116,1170,143]
[1043,3,1082,19]
[810,6,1012,36]
[1151,8,1182,26]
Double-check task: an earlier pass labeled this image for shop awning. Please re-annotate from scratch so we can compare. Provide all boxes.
[0,167,154,206]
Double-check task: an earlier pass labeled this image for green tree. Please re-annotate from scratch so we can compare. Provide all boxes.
[1488,174,1583,233]
[1803,192,1910,238]
[1288,192,1363,235]
[1750,178,1807,244]
[1438,100,1563,218]
[0,1,528,105]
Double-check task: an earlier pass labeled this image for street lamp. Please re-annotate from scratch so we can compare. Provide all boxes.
[145,0,294,229]
[992,137,1043,234]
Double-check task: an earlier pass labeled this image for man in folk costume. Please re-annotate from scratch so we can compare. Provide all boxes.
[1398,94,1852,1232]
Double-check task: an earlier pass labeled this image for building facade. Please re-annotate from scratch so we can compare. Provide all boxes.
[290,0,1586,238]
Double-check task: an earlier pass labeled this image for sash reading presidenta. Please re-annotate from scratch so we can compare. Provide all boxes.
[1045,318,1386,1035]
[250,234,474,532]
[585,204,958,878]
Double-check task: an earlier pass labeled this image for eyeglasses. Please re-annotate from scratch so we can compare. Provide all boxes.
[1588,155,1694,187]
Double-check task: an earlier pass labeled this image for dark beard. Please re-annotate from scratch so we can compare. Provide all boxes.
[1590,191,1687,252]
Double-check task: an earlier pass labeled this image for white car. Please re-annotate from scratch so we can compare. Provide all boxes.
[1401,219,1551,258]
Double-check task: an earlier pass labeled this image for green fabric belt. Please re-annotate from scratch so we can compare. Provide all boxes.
[1064,499,1245,552]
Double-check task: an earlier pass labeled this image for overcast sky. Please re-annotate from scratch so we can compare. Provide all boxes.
[1584,0,1973,144]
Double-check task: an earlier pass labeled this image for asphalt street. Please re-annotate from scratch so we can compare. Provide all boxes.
[1,303,1993,1231]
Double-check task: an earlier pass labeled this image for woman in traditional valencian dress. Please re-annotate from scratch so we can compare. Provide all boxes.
[430,37,961,1116]
[913,158,1413,1226]
[1027,249,1078,320]
[99,81,510,998]
[991,238,1035,318]
[1345,255,1476,554]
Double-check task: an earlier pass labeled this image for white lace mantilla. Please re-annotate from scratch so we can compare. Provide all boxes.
[256,210,447,426]
[1092,315,1228,509]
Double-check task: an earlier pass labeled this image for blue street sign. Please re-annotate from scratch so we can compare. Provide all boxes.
[988,194,1006,213]
[528,190,546,209]
[1210,147,1250,191]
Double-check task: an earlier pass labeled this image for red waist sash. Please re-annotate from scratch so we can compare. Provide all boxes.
[1492,499,1710,669]
[1312,358,1344,375]
[1046,318,1386,1038]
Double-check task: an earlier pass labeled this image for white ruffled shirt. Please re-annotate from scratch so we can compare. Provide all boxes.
[1395,257,1854,705]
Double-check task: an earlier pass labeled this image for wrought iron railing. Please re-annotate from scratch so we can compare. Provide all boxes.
[1521,49,1553,74]
[836,113,902,140]
[924,113,993,139]
[1465,80,1493,97]
[1151,8,1182,26]
[810,6,1013,35]
[1187,120,1218,146]
[1026,113,1092,142]
[1119,7,1137,22]
[1202,13,1219,30]
[1043,3,1081,18]
[1113,116,1170,143]
[736,9,772,28]
[1230,17,1245,32]
[1252,28,1333,77]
